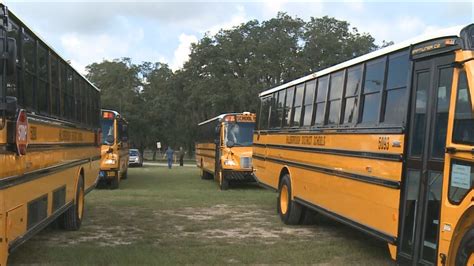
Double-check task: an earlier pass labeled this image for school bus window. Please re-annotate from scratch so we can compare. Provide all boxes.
[269,92,279,128]
[327,70,344,125]
[343,65,362,124]
[314,75,328,125]
[23,31,35,110]
[410,71,430,157]
[431,67,453,158]
[449,160,474,204]
[38,44,49,114]
[258,96,271,130]
[302,79,316,126]
[66,65,72,119]
[383,51,409,124]
[51,55,59,116]
[225,122,253,146]
[60,61,67,117]
[291,83,304,127]
[453,71,474,145]
[361,57,385,123]
[283,86,294,127]
[86,85,91,125]
[275,90,286,128]
[75,74,82,122]
[102,119,114,144]
[81,81,87,124]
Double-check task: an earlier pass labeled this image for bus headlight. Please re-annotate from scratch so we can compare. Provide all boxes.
[104,159,116,165]
[224,159,237,166]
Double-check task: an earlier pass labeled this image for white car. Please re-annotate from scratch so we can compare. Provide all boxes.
[129,149,143,167]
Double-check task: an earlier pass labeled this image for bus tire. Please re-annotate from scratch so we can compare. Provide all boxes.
[300,207,318,225]
[110,174,119,189]
[278,174,303,225]
[455,226,474,266]
[219,171,229,190]
[61,176,84,231]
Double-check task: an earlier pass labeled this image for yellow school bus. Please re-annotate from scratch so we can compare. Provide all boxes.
[99,109,129,189]
[254,24,474,265]
[0,4,101,264]
[196,112,256,190]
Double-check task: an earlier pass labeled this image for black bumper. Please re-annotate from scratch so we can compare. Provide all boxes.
[99,170,118,181]
[223,170,255,181]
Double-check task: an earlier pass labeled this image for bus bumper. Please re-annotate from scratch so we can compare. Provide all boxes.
[223,170,255,182]
[99,169,118,181]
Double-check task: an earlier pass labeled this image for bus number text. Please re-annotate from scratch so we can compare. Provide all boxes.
[313,136,326,146]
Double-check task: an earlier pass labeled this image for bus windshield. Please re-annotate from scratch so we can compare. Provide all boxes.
[101,119,115,145]
[225,122,254,147]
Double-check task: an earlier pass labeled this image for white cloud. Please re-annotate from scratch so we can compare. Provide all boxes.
[203,5,247,35]
[170,33,198,71]
[343,0,364,12]
[263,0,287,17]
[59,18,149,74]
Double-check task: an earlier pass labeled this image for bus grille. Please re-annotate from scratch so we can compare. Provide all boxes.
[240,157,252,169]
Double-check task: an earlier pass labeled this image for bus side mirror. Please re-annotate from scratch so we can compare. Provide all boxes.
[122,124,128,141]
[0,37,17,76]
[215,126,220,134]
[226,140,235,148]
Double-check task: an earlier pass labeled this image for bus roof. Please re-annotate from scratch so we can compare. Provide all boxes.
[5,4,100,93]
[259,24,466,98]
[198,112,253,126]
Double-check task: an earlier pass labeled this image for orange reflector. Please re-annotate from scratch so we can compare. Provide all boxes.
[224,115,235,122]
[102,112,114,119]
[445,39,456,45]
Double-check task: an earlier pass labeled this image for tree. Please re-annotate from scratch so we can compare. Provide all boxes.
[303,16,377,72]
[85,14,382,155]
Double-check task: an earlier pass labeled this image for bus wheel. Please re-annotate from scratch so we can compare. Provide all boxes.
[219,171,229,190]
[456,226,474,266]
[110,174,119,189]
[61,176,84,230]
[278,174,303,225]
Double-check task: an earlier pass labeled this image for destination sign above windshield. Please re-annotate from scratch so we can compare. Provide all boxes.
[411,38,459,59]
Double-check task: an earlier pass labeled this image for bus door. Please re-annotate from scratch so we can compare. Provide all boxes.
[399,53,454,265]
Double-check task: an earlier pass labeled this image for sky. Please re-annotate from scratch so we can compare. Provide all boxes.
[4,0,473,74]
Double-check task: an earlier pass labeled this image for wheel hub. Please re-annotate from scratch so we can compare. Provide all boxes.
[280,185,289,215]
[78,187,84,220]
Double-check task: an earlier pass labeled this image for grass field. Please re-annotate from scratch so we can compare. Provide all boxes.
[9,165,395,265]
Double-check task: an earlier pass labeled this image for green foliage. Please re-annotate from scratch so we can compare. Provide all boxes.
[85,15,385,153]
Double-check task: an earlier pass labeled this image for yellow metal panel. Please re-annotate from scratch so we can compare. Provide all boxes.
[6,206,26,245]
[254,132,403,239]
